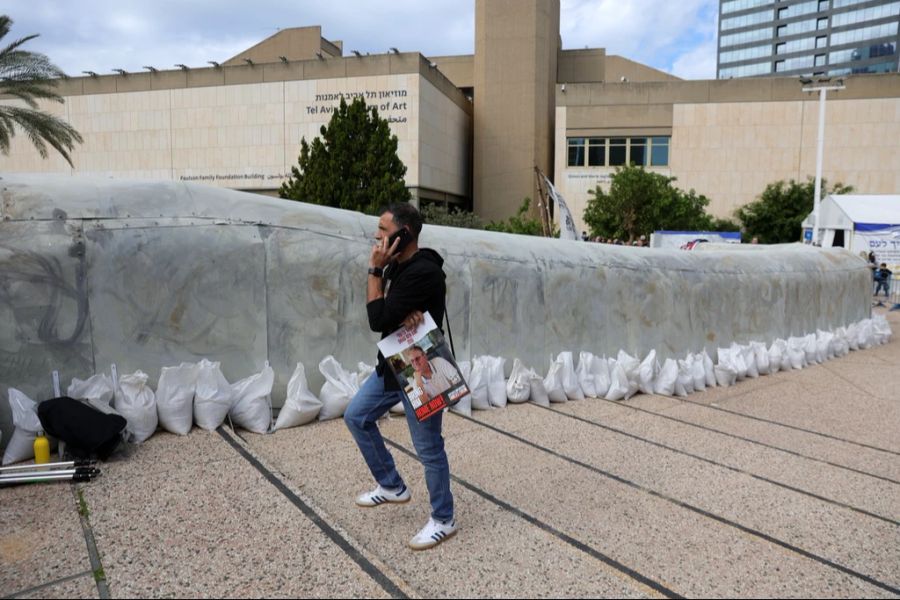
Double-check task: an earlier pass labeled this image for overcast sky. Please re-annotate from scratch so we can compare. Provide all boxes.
[3,0,719,80]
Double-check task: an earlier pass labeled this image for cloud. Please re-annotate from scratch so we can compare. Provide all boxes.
[4,0,719,80]
[670,39,719,79]
[560,0,718,78]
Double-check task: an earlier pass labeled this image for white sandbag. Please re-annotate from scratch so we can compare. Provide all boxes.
[616,351,641,399]
[676,358,695,396]
[68,373,117,414]
[115,370,158,443]
[786,337,806,370]
[194,358,234,431]
[468,357,492,410]
[318,356,359,421]
[558,352,585,401]
[576,351,597,398]
[605,361,630,401]
[274,363,323,429]
[702,349,717,387]
[816,330,834,362]
[768,339,787,372]
[654,358,678,396]
[831,328,849,357]
[156,362,198,435]
[528,369,550,407]
[716,346,736,377]
[544,356,568,403]
[638,350,658,395]
[846,323,860,351]
[739,344,759,378]
[357,362,376,387]
[506,358,531,404]
[873,315,892,344]
[729,344,749,380]
[230,365,274,434]
[802,334,819,365]
[690,353,707,391]
[858,320,875,350]
[449,361,473,417]
[714,348,737,387]
[592,355,611,398]
[751,342,771,376]
[2,388,42,465]
[486,356,508,408]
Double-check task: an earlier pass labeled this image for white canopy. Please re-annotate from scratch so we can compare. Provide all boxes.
[802,195,900,230]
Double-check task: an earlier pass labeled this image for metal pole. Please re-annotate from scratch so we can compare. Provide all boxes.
[812,88,826,246]
[0,472,98,485]
[0,460,95,473]
[802,79,844,246]
[0,468,97,480]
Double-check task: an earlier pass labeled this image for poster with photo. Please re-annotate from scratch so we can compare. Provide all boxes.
[377,312,469,422]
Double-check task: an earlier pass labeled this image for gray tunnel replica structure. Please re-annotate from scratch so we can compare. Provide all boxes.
[0,176,872,444]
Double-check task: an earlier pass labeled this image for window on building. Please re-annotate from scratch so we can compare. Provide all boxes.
[587,138,606,166]
[778,7,789,18]
[775,59,786,71]
[816,35,827,48]
[566,136,670,168]
[777,24,788,37]
[815,53,827,66]
[776,42,787,54]
[609,138,627,166]
[817,17,828,29]
[818,0,829,11]
[567,138,585,167]
[650,137,670,167]
[630,138,647,166]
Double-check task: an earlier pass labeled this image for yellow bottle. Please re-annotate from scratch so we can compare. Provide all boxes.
[33,431,50,464]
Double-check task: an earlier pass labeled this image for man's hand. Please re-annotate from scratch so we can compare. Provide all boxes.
[402,310,425,331]
[414,373,430,403]
[370,234,401,269]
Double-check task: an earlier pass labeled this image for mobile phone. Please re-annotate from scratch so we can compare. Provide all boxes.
[388,227,413,253]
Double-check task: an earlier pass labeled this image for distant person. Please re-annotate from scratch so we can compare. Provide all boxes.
[751,237,759,245]
[581,231,589,241]
[874,263,893,297]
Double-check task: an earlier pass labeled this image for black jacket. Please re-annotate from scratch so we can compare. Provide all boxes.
[367,248,447,390]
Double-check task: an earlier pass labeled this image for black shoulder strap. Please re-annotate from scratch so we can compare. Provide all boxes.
[444,297,456,358]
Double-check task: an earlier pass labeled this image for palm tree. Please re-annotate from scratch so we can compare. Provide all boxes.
[0,15,82,167]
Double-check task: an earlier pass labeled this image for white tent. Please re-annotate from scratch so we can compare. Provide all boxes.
[802,195,900,265]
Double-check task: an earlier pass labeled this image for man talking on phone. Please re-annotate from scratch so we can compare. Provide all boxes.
[343,202,457,550]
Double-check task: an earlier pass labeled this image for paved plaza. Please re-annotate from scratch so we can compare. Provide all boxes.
[2,307,898,599]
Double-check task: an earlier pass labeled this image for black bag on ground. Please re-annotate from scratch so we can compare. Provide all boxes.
[38,397,127,460]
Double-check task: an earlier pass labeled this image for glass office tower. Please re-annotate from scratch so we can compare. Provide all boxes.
[717,0,900,78]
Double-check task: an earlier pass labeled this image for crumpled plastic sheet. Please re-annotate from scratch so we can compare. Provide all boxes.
[0,176,875,444]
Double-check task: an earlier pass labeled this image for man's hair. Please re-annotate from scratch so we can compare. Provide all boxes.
[881,263,888,267]
[403,345,427,362]
[381,203,423,239]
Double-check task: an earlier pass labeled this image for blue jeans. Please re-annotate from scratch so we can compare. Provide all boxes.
[344,371,454,522]
[875,280,890,296]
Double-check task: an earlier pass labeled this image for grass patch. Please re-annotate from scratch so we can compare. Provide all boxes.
[93,566,106,582]
[77,489,90,519]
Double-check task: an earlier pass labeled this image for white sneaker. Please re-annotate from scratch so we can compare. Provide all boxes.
[355,484,411,507]
[408,517,458,550]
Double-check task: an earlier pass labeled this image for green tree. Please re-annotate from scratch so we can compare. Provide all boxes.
[0,16,83,167]
[420,198,553,237]
[279,96,410,214]
[582,164,720,241]
[485,198,549,236]
[420,203,485,230]
[736,178,853,244]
